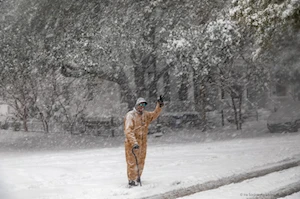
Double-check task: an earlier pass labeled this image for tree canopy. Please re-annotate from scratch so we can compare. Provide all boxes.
[230,0,300,57]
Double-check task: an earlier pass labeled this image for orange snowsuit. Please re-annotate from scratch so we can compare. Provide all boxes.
[124,102,162,182]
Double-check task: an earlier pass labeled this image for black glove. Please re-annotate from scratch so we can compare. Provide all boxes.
[157,95,164,107]
[132,144,139,150]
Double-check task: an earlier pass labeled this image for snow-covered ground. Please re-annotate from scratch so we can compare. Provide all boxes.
[180,166,300,199]
[280,192,300,199]
[0,121,300,199]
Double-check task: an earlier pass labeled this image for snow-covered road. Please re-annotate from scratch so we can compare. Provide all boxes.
[0,133,300,199]
[179,166,300,199]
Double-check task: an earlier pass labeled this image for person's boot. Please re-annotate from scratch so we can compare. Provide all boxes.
[128,180,137,187]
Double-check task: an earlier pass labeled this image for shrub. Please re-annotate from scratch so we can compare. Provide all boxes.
[1,122,9,130]
[13,122,21,131]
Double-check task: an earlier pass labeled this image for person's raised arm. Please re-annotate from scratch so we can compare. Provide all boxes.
[148,95,164,122]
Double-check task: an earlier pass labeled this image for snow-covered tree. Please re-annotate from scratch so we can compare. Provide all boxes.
[30,66,62,133]
[163,12,271,130]
[0,64,36,131]
[0,0,49,131]
[230,0,300,57]
[28,0,226,108]
[53,79,91,134]
[162,13,244,129]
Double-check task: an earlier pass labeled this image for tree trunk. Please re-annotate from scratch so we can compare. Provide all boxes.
[119,81,135,109]
[193,72,201,112]
[231,96,239,130]
[41,120,49,133]
[22,118,28,132]
[179,72,189,101]
[148,40,157,102]
[22,106,28,132]
[238,94,243,130]
[256,105,259,121]
[69,123,74,134]
[40,113,46,132]
[200,84,207,131]
[221,88,225,127]
[39,113,50,133]
[149,67,158,102]
[221,109,225,126]
[163,70,170,101]
[134,66,146,98]
[44,121,49,133]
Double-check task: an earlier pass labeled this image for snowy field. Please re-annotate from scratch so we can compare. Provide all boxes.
[0,121,300,199]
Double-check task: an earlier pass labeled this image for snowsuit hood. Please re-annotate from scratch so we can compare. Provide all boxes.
[135,97,147,106]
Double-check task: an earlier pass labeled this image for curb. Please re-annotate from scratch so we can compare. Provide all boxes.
[249,181,300,199]
[141,158,300,199]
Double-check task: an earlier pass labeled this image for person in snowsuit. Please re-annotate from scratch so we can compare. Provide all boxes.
[124,96,164,186]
